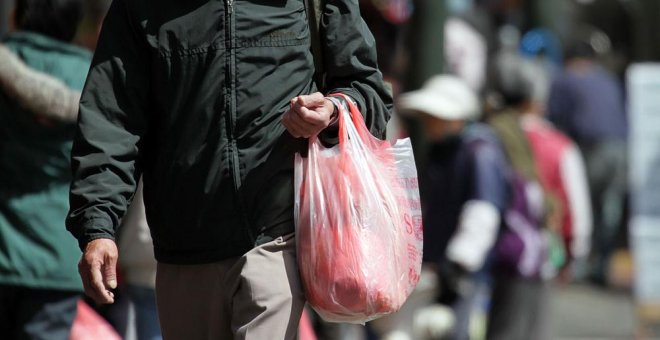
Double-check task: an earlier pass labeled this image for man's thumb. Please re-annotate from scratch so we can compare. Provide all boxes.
[103,254,118,289]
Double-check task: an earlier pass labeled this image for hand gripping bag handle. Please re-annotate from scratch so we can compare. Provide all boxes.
[331,93,389,147]
[324,93,399,216]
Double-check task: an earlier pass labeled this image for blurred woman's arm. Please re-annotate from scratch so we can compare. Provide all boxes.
[0,43,80,122]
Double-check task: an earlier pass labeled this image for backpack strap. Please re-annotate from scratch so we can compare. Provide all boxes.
[489,111,556,231]
[304,0,325,88]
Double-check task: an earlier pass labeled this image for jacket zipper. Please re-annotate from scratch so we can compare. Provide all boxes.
[225,0,238,184]
[225,0,255,242]
[225,0,236,174]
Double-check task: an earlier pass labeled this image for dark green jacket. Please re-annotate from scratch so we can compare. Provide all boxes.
[66,0,393,264]
[0,32,91,290]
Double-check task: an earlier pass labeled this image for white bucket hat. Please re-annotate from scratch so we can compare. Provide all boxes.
[398,75,480,121]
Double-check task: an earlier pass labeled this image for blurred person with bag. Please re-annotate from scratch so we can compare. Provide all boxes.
[486,54,589,340]
[515,57,593,282]
[0,0,90,338]
[547,39,627,285]
[65,0,392,339]
[371,75,509,340]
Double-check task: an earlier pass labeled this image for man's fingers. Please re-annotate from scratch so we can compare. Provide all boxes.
[292,104,327,127]
[295,92,325,108]
[89,261,114,304]
[78,238,118,305]
[103,252,118,290]
[282,111,304,138]
[78,262,100,303]
[284,92,332,138]
[289,110,320,137]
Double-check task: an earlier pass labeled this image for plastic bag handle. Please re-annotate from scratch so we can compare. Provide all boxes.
[328,93,375,145]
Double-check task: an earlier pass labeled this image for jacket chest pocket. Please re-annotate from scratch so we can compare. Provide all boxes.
[149,3,229,122]
[234,0,309,48]
[156,1,227,53]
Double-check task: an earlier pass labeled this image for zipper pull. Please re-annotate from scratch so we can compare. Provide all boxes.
[227,0,234,14]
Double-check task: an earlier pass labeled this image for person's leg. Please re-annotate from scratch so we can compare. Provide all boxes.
[0,284,19,339]
[522,280,553,340]
[155,258,237,340]
[600,141,627,261]
[485,275,529,340]
[582,142,609,282]
[584,141,628,283]
[14,288,80,340]
[451,282,478,340]
[126,285,162,340]
[230,233,306,340]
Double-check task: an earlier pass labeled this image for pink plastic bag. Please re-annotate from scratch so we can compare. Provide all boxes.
[294,94,423,324]
[298,309,318,340]
[70,300,121,340]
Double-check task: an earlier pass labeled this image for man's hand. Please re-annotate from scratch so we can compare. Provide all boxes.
[282,92,336,138]
[79,238,118,304]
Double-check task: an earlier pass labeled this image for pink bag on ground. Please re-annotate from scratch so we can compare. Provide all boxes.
[294,94,423,324]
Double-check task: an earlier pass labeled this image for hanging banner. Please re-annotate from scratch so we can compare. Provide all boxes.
[628,63,660,336]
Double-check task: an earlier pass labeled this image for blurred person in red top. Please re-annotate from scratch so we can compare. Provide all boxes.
[486,53,592,340]
[498,53,593,280]
[518,60,593,280]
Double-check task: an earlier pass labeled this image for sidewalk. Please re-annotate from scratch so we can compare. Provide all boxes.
[551,284,636,340]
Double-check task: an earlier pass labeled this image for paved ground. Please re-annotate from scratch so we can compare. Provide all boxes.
[551,284,637,340]
[316,282,642,340]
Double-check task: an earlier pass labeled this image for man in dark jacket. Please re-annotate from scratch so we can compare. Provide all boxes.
[66,0,392,338]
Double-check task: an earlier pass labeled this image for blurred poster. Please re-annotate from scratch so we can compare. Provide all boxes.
[631,217,660,299]
[628,63,660,335]
[628,64,660,218]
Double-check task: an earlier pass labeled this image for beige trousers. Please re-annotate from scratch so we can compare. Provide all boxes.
[155,233,305,340]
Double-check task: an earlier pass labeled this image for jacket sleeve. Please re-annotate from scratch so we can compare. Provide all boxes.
[319,0,393,140]
[66,0,150,250]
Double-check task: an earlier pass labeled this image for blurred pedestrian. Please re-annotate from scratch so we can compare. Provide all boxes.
[516,62,593,282]
[374,75,509,340]
[486,55,576,340]
[0,0,90,338]
[547,39,627,284]
[65,1,392,339]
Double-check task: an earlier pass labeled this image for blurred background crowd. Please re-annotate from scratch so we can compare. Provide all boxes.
[1,0,659,339]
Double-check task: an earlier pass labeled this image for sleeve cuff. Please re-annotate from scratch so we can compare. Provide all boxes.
[72,218,116,251]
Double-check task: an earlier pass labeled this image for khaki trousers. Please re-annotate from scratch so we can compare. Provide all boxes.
[155,233,305,340]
